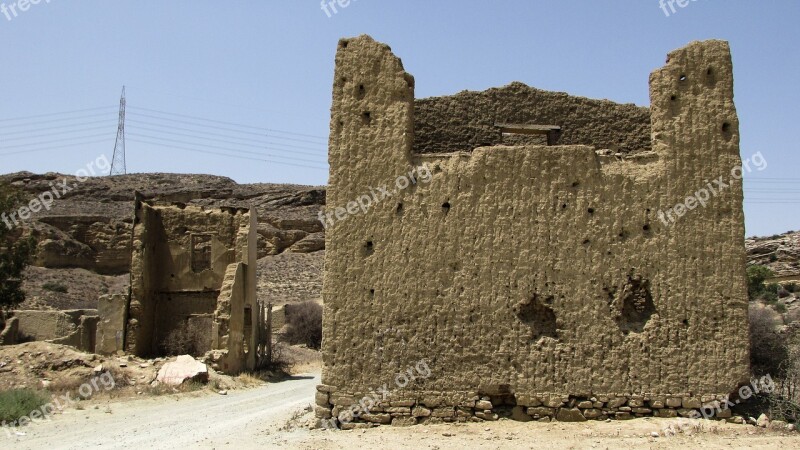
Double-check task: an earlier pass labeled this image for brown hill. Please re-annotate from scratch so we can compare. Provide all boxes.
[746,230,800,277]
[0,172,325,310]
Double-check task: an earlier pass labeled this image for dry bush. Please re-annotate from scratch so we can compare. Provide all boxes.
[266,341,296,375]
[749,303,787,378]
[160,320,207,356]
[283,301,322,349]
[786,307,800,325]
[47,373,88,394]
[236,373,265,387]
[767,332,800,423]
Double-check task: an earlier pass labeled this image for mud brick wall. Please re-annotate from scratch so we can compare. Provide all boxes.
[319,35,749,426]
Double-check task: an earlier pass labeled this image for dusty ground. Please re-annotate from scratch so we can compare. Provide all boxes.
[284,420,800,450]
[5,373,320,449]
[4,369,798,449]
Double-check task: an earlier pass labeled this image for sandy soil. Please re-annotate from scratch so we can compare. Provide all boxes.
[5,368,798,450]
[280,418,800,450]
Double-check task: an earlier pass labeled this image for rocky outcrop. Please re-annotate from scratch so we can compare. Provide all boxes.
[746,230,800,276]
[0,172,327,275]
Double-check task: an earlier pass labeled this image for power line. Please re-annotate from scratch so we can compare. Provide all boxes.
[127,125,326,158]
[126,118,326,153]
[127,133,325,165]
[0,106,117,123]
[127,138,328,171]
[0,132,110,150]
[0,112,118,129]
[127,105,328,140]
[0,119,117,137]
[0,138,111,156]
[0,125,113,142]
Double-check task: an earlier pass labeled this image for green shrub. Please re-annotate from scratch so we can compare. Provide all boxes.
[747,265,774,301]
[763,291,779,304]
[787,283,798,293]
[766,283,781,295]
[0,389,50,423]
[775,303,788,314]
[41,282,68,294]
[770,254,779,262]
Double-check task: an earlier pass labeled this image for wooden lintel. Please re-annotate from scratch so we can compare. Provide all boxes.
[495,123,562,135]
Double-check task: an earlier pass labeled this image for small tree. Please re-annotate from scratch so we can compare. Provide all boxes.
[749,303,787,378]
[747,265,774,301]
[283,301,323,349]
[0,183,36,317]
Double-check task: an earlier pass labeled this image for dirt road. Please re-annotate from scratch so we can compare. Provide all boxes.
[5,372,800,449]
[5,374,319,449]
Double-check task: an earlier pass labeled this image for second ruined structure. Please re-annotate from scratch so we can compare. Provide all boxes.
[124,196,269,373]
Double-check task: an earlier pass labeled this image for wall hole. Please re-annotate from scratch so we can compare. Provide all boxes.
[587,208,595,215]
[514,294,558,340]
[612,274,656,334]
[363,241,374,256]
[442,202,451,214]
[357,84,366,99]
[361,112,372,126]
[396,203,404,215]
[705,67,717,86]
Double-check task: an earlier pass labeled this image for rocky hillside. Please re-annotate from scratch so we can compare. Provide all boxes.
[746,230,800,277]
[0,172,326,310]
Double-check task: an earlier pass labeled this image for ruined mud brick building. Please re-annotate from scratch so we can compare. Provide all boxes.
[317,36,749,425]
[126,196,269,373]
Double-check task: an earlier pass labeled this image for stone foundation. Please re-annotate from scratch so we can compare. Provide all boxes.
[315,385,739,428]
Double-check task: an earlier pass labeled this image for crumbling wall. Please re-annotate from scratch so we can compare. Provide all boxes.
[126,199,265,372]
[11,310,98,352]
[0,317,19,346]
[318,36,749,426]
[414,82,652,154]
[96,294,127,355]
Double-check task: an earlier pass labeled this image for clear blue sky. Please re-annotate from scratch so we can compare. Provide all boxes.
[0,1,797,237]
